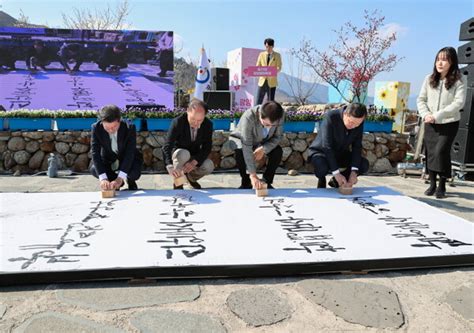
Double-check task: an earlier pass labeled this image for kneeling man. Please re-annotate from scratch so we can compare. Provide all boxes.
[91,105,143,191]
[163,98,214,189]
[308,103,369,188]
[229,101,284,190]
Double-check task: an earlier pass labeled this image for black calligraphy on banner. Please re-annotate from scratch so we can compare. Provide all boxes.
[66,76,99,109]
[7,75,35,109]
[350,197,472,250]
[260,197,345,253]
[8,200,116,269]
[148,194,206,259]
[114,77,156,105]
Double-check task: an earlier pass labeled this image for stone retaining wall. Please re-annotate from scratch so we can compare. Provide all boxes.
[0,131,410,174]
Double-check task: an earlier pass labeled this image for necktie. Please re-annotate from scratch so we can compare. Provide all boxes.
[191,127,197,141]
[110,133,119,171]
[267,53,271,65]
[110,133,118,153]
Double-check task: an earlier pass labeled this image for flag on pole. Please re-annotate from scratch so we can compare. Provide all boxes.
[194,48,211,101]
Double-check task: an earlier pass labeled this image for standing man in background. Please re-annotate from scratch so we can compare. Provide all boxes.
[157,31,173,77]
[256,38,282,105]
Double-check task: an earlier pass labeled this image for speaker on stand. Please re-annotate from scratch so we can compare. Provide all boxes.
[203,91,234,110]
[211,67,229,91]
[203,67,233,111]
[452,17,474,179]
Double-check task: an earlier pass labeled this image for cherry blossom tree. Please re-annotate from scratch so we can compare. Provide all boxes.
[291,10,403,103]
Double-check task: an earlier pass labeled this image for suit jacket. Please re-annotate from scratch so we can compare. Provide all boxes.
[25,46,51,68]
[58,43,84,61]
[308,108,364,172]
[162,113,213,166]
[91,120,141,175]
[229,105,284,174]
[100,46,128,68]
[256,51,282,88]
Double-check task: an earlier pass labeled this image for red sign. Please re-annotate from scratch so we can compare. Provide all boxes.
[245,66,277,77]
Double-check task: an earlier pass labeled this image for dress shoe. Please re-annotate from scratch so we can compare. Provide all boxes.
[424,185,436,196]
[435,188,446,199]
[238,183,252,189]
[185,174,202,189]
[173,184,184,190]
[127,179,138,190]
[317,178,327,188]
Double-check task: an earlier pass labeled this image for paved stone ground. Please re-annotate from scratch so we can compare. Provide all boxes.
[0,172,473,332]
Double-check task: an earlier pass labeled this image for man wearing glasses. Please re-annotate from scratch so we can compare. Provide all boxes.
[230,101,285,190]
[308,103,369,189]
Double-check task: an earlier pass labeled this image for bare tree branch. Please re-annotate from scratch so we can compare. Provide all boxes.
[13,9,32,28]
[62,0,131,30]
[284,52,320,105]
[291,9,404,103]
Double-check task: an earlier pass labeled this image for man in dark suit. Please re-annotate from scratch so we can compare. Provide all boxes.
[0,46,16,70]
[58,42,84,72]
[308,103,369,188]
[97,43,128,72]
[162,98,214,189]
[25,40,51,71]
[229,101,284,190]
[90,105,142,190]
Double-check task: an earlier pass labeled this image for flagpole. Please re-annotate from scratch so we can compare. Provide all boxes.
[194,46,210,101]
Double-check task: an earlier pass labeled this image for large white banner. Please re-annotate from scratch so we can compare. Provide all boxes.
[0,187,472,281]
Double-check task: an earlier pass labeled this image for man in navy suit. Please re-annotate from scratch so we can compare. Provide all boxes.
[90,105,142,190]
[308,103,369,188]
[97,43,128,72]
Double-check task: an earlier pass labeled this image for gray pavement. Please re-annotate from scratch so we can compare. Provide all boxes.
[0,172,473,332]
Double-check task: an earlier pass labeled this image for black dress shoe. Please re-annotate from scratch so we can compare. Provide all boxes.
[127,179,138,190]
[317,178,327,188]
[238,183,252,189]
[424,186,436,196]
[328,176,339,188]
[173,184,184,190]
[435,188,446,199]
[185,174,201,189]
[267,184,274,189]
